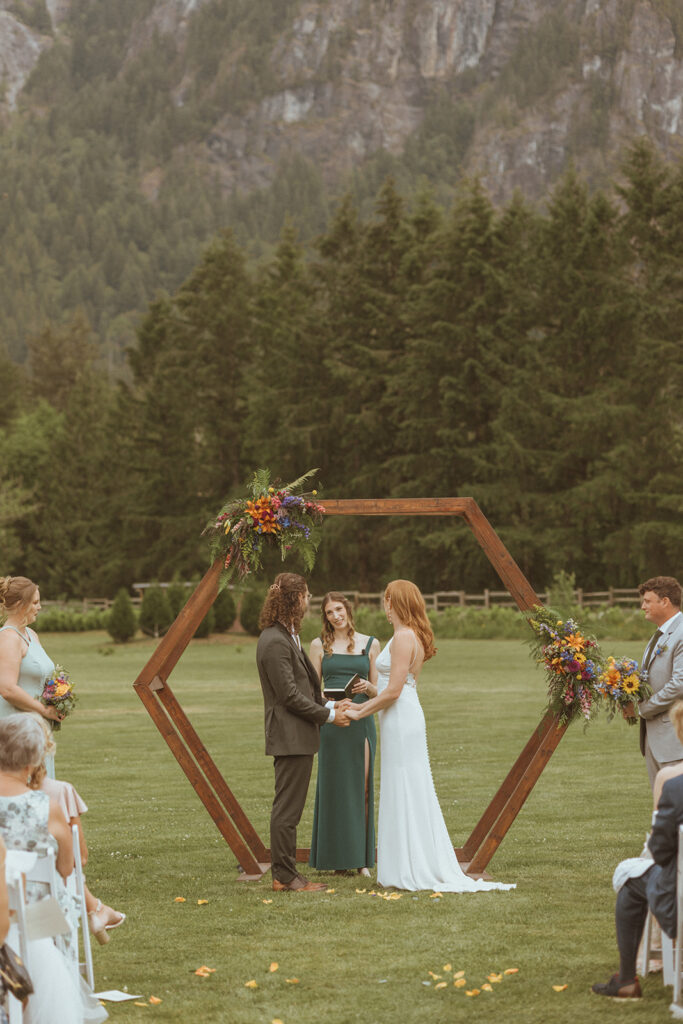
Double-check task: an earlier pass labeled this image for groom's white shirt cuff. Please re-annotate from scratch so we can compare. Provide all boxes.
[325,700,335,723]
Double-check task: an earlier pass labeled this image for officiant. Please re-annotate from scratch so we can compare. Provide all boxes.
[308,592,380,876]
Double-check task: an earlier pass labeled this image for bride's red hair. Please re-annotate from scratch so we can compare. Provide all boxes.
[384,580,437,661]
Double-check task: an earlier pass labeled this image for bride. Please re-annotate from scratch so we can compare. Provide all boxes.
[345,580,515,893]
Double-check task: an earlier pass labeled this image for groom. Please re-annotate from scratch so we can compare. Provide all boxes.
[631,576,683,788]
[256,572,350,892]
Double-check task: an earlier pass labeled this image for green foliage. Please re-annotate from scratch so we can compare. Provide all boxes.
[239,588,266,636]
[213,589,237,633]
[166,576,189,619]
[106,589,137,643]
[193,605,215,639]
[138,585,173,638]
[35,608,109,632]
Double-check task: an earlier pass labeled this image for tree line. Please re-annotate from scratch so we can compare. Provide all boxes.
[1,139,681,598]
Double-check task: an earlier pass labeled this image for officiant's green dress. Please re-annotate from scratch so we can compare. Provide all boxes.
[309,637,377,870]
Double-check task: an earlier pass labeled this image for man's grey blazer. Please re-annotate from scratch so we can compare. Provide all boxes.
[639,612,683,762]
[256,622,329,757]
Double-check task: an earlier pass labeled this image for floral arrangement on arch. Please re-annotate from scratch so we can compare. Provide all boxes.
[595,656,652,724]
[526,605,604,725]
[204,469,326,581]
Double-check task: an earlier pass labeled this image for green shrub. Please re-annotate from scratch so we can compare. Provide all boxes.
[138,585,173,638]
[166,574,189,618]
[36,607,110,632]
[107,589,137,643]
[213,588,236,632]
[299,615,321,646]
[239,588,266,636]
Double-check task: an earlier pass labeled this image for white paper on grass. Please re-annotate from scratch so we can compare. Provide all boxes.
[93,992,144,1002]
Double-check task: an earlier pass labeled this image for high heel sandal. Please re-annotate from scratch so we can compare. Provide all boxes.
[88,902,110,946]
[105,909,126,931]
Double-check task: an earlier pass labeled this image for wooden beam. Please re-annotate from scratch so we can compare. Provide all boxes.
[322,498,472,516]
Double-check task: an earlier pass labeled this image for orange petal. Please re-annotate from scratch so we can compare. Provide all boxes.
[465,989,480,997]
[487,973,502,983]
[244,980,258,989]
[134,1002,148,1007]
[326,888,335,894]
[269,962,279,973]
[504,968,519,975]
[443,963,452,972]
[272,1020,284,1024]
[285,978,299,984]
[552,984,568,992]
[173,897,186,903]
[428,971,441,979]
[149,996,162,1004]
[454,978,466,988]
[454,970,465,979]
[355,888,367,894]
[262,899,273,904]
[481,984,493,992]
[435,982,448,990]
[197,899,209,905]
[429,892,443,899]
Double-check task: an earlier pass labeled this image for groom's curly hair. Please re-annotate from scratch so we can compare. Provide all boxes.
[638,576,682,608]
[259,572,308,633]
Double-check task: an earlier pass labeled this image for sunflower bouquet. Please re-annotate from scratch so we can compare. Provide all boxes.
[526,605,604,725]
[204,469,326,582]
[595,656,652,724]
[40,665,77,730]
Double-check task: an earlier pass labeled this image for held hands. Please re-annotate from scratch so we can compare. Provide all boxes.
[332,708,351,727]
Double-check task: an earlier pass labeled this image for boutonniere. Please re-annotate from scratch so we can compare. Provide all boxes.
[655,642,669,657]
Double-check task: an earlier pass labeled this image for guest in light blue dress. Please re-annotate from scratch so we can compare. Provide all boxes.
[0,576,62,778]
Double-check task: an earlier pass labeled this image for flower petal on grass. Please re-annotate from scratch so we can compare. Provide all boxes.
[435,982,448,990]
[481,984,493,992]
[269,963,279,973]
[134,1002,148,1007]
[197,899,209,905]
[552,984,568,992]
[454,979,466,988]
[173,897,186,903]
[244,980,258,989]
[443,964,452,972]
[262,899,273,904]
[454,970,465,979]
[149,996,162,1004]
[465,989,480,997]
[272,1019,284,1024]
[429,892,443,899]
[355,889,367,894]
[285,978,299,985]
[428,971,441,980]
[487,973,502,983]
[326,889,335,894]
[504,968,519,975]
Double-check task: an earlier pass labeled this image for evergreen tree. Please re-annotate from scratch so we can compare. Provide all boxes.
[107,588,137,642]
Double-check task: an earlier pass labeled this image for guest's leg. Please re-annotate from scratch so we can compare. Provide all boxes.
[271,754,313,884]
[615,873,651,981]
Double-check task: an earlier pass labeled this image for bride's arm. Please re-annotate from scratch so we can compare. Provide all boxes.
[346,633,413,719]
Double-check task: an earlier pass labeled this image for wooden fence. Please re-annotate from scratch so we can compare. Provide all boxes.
[41,585,643,613]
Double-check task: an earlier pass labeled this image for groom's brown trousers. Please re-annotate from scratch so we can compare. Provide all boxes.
[271,754,314,884]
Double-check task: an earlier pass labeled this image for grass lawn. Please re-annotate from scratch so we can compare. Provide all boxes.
[43,631,666,1023]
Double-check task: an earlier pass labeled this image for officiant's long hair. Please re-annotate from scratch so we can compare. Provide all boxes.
[320,592,356,655]
[259,572,308,633]
[385,580,437,662]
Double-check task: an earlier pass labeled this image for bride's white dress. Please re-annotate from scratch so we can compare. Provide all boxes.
[376,639,515,892]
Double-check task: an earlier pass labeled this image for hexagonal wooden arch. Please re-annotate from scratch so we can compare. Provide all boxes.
[134,498,567,880]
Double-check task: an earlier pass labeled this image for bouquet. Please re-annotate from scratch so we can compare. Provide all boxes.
[526,605,604,725]
[204,469,326,582]
[595,656,652,724]
[40,665,77,730]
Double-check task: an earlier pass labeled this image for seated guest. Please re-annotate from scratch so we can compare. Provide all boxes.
[592,699,683,999]
[29,716,125,944]
[0,714,106,1023]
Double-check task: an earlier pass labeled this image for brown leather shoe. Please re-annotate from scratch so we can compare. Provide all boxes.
[591,974,642,999]
[272,876,327,893]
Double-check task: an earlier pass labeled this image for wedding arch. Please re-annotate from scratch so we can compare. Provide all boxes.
[133,498,567,880]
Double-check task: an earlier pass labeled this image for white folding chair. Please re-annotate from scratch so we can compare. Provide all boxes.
[66,823,94,989]
[669,825,683,1017]
[4,851,37,1024]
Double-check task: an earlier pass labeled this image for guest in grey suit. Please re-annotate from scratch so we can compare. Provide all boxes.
[632,576,683,788]
[256,572,350,892]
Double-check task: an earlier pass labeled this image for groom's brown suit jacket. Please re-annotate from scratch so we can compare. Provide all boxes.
[256,622,329,756]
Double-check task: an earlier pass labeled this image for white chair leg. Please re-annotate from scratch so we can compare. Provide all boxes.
[640,909,652,977]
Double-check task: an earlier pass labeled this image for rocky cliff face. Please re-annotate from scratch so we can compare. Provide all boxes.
[2,0,683,204]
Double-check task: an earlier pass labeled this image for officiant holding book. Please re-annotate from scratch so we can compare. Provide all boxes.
[308,592,380,875]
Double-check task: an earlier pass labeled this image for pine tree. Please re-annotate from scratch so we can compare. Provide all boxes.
[107,589,137,643]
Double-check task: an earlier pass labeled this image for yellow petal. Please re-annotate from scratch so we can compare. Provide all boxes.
[262,899,273,904]
[197,899,209,905]
[428,971,441,980]
[244,980,258,989]
[465,989,480,997]
[173,896,186,903]
[285,978,299,984]
[355,888,367,894]
[272,1020,284,1024]
[487,973,502,983]
[326,888,335,894]
[454,978,467,988]
[443,963,452,972]
[435,982,448,990]
[481,984,493,992]
[269,963,279,973]
[453,970,465,979]
[429,892,443,898]
[149,996,162,1004]
[504,968,519,975]
[134,1002,148,1007]
[368,890,376,895]
[552,984,568,992]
